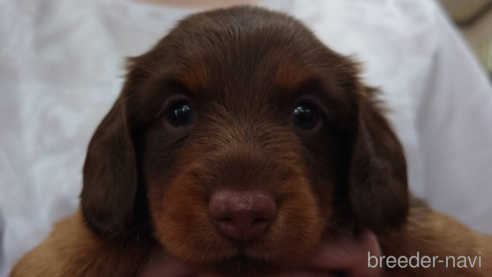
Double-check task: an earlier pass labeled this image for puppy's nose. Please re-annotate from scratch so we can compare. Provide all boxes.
[209,190,277,241]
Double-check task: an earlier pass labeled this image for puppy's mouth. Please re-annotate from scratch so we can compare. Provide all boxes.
[209,253,276,276]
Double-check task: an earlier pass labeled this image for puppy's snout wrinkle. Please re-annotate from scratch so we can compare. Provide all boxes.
[209,190,277,241]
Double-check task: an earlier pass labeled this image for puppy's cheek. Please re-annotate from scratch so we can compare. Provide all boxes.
[248,177,327,265]
[147,173,236,266]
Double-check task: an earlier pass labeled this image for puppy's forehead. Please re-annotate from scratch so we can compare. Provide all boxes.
[129,6,359,125]
[148,7,337,95]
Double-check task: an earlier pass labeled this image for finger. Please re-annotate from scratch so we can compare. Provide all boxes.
[305,231,383,277]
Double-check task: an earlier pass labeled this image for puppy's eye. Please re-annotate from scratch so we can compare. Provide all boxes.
[166,101,194,128]
[292,103,318,129]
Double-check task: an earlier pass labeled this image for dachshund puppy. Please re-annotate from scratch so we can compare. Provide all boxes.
[11,6,492,277]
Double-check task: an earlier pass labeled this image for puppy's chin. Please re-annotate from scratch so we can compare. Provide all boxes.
[207,254,277,276]
[195,237,316,276]
[153,228,321,274]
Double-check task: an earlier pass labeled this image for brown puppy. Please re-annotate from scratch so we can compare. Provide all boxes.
[11,6,492,277]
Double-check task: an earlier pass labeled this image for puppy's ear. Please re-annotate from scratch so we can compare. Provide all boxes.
[81,92,138,238]
[349,87,409,234]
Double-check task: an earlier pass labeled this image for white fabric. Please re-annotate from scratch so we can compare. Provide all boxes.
[0,209,6,277]
[1,0,492,275]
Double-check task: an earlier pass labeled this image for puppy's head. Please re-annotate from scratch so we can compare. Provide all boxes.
[81,6,408,275]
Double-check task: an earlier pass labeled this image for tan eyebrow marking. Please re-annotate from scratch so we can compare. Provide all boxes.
[178,61,209,91]
[274,56,311,90]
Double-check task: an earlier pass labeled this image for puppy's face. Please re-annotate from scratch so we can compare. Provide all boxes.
[81,7,408,276]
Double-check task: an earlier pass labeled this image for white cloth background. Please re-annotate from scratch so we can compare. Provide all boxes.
[1,0,492,275]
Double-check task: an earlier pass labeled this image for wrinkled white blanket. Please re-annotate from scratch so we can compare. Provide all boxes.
[1,0,492,275]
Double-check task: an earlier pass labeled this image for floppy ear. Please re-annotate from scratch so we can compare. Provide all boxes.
[349,87,409,234]
[81,94,138,238]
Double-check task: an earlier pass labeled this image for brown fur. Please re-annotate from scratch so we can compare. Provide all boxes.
[381,199,492,276]
[11,6,492,277]
[10,210,152,277]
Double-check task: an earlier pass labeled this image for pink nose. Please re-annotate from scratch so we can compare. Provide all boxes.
[209,190,277,241]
